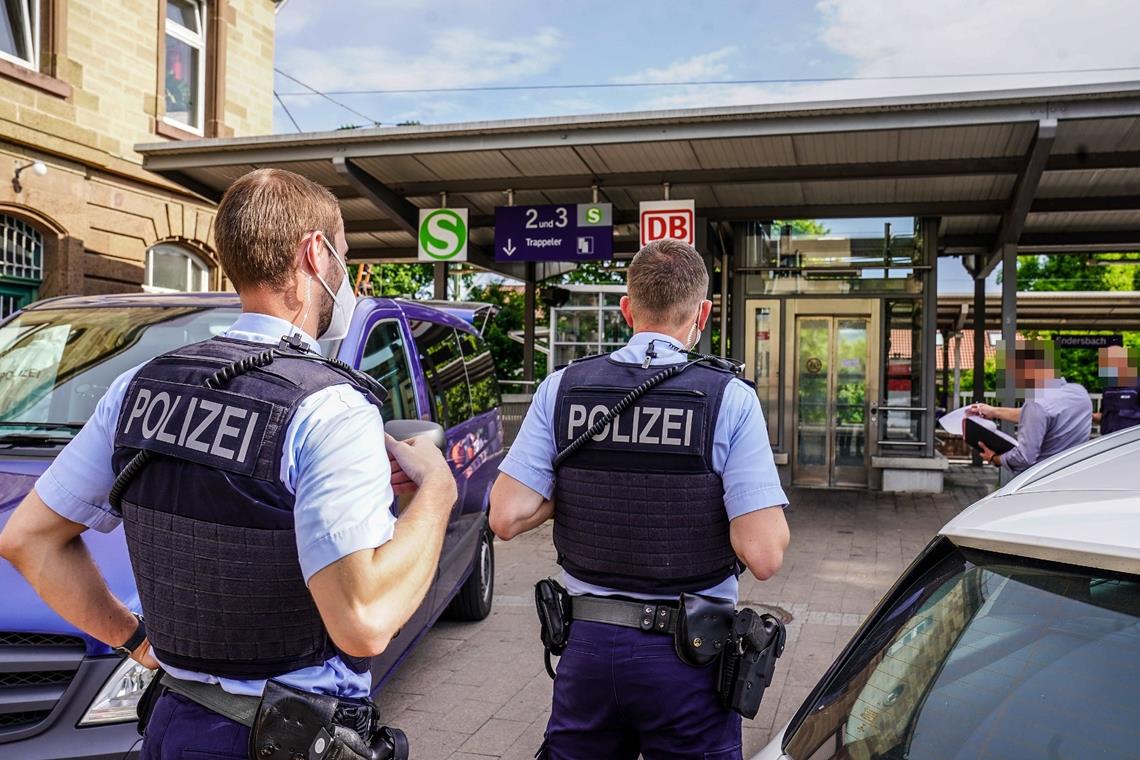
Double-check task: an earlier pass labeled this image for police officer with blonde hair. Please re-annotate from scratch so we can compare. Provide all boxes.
[0,168,456,759]
[491,239,790,759]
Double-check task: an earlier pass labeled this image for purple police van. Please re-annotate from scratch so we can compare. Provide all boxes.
[0,292,503,760]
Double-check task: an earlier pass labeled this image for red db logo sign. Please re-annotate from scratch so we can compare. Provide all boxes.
[639,200,696,247]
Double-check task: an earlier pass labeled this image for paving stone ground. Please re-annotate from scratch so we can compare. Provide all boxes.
[375,465,997,759]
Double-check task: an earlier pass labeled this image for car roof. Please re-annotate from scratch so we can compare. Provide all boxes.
[940,425,1140,575]
[23,292,477,333]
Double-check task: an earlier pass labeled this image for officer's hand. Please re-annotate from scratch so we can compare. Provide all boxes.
[131,639,160,670]
[385,433,453,496]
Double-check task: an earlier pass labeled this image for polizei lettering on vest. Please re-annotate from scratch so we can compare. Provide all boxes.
[123,387,260,463]
[567,403,693,446]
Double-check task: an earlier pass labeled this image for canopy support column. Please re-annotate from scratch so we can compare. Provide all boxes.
[972,263,986,466]
[523,263,537,383]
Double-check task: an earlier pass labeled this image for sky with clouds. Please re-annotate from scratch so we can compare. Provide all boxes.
[273,0,1140,131]
[272,0,1140,292]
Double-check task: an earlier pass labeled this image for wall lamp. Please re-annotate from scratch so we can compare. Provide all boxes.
[13,160,47,193]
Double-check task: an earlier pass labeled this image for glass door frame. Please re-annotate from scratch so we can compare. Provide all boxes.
[784,299,880,488]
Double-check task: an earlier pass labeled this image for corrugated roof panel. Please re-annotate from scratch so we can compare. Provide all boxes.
[1026,209,1140,232]
[942,215,1001,235]
[351,155,440,184]
[590,141,702,172]
[1036,168,1140,198]
[500,147,592,176]
[622,185,719,207]
[340,197,385,221]
[541,188,595,205]
[416,151,522,180]
[896,123,1034,160]
[449,191,506,215]
[895,174,1015,202]
[711,182,807,207]
[689,136,798,168]
[274,160,347,188]
[1054,116,1140,153]
[792,130,899,164]
[801,178,898,204]
[178,164,260,192]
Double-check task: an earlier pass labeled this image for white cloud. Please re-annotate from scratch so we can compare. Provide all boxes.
[614,47,737,85]
[632,0,1140,112]
[278,27,563,93]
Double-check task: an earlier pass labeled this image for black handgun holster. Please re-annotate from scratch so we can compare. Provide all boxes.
[674,593,735,667]
[535,578,572,678]
[717,609,786,719]
[249,680,408,760]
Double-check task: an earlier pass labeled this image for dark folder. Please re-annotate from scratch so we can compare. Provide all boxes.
[963,417,1017,455]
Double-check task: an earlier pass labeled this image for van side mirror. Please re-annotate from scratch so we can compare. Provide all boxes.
[385,419,446,452]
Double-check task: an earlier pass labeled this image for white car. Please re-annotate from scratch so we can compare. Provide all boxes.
[754,425,1140,760]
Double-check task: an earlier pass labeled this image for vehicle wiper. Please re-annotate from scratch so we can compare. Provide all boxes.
[0,432,74,446]
[0,421,84,431]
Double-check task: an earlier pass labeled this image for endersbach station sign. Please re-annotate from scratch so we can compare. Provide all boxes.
[494,203,613,262]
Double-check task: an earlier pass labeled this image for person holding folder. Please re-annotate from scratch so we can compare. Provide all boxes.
[967,341,1091,474]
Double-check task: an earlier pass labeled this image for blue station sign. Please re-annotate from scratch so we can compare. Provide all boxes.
[494,203,613,262]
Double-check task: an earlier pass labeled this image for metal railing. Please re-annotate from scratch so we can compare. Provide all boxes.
[499,381,537,447]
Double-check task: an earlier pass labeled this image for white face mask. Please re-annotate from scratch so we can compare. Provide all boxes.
[314,236,355,342]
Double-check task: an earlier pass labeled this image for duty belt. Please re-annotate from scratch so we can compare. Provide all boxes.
[158,673,376,740]
[572,595,679,635]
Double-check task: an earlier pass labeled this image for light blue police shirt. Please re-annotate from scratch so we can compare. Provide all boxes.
[498,332,788,604]
[35,312,395,697]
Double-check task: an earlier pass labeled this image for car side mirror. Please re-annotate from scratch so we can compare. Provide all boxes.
[385,419,446,452]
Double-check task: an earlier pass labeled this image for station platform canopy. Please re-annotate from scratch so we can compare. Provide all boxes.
[138,80,1140,282]
[938,291,1140,332]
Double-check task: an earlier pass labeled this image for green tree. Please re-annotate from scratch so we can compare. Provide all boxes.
[558,260,627,285]
[350,263,434,299]
[1016,254,1140,392]
[774,219,831,236]
[465,281,546,384]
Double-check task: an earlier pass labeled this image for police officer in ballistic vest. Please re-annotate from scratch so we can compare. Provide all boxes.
[0,169,458,760]
[1095,345,1140,435]
[491,240,791,759]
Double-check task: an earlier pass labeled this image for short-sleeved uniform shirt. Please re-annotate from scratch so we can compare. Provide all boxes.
[499,332,788,604]
[35,312,395,697]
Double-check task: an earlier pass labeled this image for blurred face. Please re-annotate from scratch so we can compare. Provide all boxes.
[1101,346,1138,384]
[1014,359,1049,389]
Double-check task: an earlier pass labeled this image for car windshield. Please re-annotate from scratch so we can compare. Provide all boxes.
[0,306,239,441]
[785,541,1140,760]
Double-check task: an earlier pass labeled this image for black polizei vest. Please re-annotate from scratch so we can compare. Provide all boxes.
[552,350,739,595]
[111,336,384,680]
[1100,384,1140,435]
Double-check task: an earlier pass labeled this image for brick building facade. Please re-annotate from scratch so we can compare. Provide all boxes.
[0,0,276,314]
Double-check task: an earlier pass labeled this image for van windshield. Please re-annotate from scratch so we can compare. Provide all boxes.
[784,541,1140,759]
[0,306,239,440]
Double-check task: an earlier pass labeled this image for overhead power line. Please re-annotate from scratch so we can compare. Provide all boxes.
[273,90,302,132]
[273,64,1140,97]
[273,68,382,124]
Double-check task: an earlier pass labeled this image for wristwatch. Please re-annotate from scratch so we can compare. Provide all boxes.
[113,613,146,657]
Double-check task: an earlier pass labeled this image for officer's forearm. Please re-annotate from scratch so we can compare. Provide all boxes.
[489,473,553,540]
[311,475,455,658]
[0,491,138,650]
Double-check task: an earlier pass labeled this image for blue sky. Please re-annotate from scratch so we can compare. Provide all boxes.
[272,0,1140,292]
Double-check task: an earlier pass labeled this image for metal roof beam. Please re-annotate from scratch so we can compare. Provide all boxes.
[388,157,1023,196]
[332,156,420,236]
[944,229,1140,250]
[978,119,1057,277]
[1047,150,1140,171]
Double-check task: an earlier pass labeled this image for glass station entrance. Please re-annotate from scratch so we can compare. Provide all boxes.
[734,219,939,490]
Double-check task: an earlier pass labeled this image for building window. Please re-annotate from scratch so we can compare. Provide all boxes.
[164,0,206,133]
[0,214,43,318]
[145,243,210,292]
[0,0,39,70]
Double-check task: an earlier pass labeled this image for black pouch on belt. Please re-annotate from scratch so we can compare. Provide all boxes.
[535,578,572,678]
[674,593,735,667]
[249,680,408,760]
[718,608,786,719]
